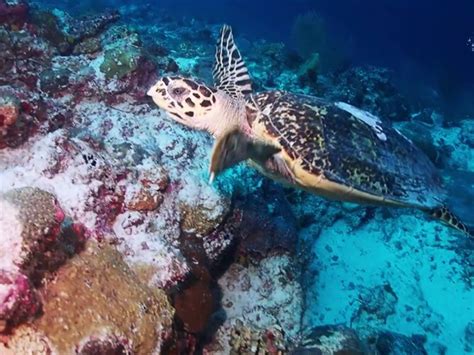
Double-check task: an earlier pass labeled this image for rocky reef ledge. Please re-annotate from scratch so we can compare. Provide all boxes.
[0,2,473,354]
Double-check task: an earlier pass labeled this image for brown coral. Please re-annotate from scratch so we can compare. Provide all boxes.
[33,242,173,354]
[0,325,51,354]
[180,198,230,237]
[126,188,163,212]
[0,93,20,132]
[125,168,169,212]
[0,187,65,277]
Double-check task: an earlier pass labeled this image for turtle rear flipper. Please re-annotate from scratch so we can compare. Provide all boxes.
[213,25,253,99]
[428,206,473,238]
[209,128,280,182]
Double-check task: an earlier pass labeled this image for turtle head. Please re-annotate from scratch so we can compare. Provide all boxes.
[148,76,244,136]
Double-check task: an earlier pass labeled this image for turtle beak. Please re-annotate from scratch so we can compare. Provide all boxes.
[147,83,158,97]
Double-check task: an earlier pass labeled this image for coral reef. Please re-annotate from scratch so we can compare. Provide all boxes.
[327,66,411,121]
[0,3,472,354]
[0,187,65,276]
[0,242,174,354]
[354,284,398,324]
[293,325,365,354]
[228,321,287,354]
[32,8,119,54]
[0,271,40,332]
[208,255,303,353]
[179,194,230,237]
[0,93,20,136]
[0,325,51,354]
[34,242,173,354]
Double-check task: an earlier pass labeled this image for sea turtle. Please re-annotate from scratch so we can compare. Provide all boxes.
[148,25,472,238]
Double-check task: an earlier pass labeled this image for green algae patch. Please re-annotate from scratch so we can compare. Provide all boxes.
[100,42,142,80]
[34,242,174,354]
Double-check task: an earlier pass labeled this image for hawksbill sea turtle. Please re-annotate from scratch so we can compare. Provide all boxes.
[148,25,472,238]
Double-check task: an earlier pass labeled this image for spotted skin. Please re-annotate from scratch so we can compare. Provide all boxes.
[250,91,445,209]
[429,206,473,237]
[148,77,217,124]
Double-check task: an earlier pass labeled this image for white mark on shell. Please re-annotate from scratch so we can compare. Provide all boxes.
[335,102,387,141]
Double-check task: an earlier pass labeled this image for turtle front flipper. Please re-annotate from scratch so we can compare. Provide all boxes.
[209,128,280,183]
[428,206,473,238]
[212,25,252,99]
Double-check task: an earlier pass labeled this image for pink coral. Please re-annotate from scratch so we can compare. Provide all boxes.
[0,270,40,332]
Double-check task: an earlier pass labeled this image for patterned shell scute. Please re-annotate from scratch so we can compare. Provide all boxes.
[253,91,445,207]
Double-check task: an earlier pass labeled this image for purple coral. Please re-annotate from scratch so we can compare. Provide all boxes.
[0,0,28,28]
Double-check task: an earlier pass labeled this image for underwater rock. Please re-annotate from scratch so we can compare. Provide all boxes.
[87,26,158,102]
[173,267,216,335]
[218,255,303,347]
[0,86,39,149]
[0,27,53,88]
[100,40,143,80]
[0,0,28,29]
[33,8,119,55]
[355,284,398,323]
[201,209,240,265]
[423,118,474,172]
[126,187,163,212]
[228,320,287,355]
[0,325,52,353]
[39,67,71,95]
[99,26,150,80]
[179,194,231,237]
[31,242,174,354]
[0,130,126,235]
[72,36,101,55]
[247,40,289,90]
[291,325,365,354]
[76,334,131,354]
[397,117,474,172]
[369,331,428,355]
[0,82,73,149]
[125,167,168,212]
[329,66,411,121]
[235,185,299,261]
[0,187,65,277]
[0,93,20,134]
[0,270,40,333]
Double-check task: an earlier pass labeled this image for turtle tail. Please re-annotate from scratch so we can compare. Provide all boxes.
[428,206,473,238]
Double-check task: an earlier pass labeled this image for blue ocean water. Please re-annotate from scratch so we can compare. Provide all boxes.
[1,0,473,354]
[38,0,474,115]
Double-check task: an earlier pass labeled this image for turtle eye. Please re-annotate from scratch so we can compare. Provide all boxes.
[171,87,187,96]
